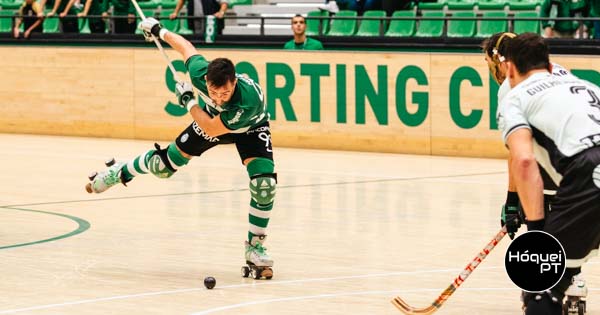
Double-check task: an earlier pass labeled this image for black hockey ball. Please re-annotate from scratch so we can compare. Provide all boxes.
[204,276,216,289]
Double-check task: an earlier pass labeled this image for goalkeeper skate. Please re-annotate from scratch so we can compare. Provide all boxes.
[85,158,129,194]
[563,273,587,314]
[241,235,274,280]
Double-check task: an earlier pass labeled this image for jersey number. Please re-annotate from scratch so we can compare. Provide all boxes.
[570,86,600,125]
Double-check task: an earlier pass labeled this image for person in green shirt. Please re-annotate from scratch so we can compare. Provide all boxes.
[47,0,78,32]
[540,0,589,38]
[283,14,324,50]
[102,0,136,34]
[62,0,105,33]
[86,17,278,280]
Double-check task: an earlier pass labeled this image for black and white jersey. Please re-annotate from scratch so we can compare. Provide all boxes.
[498,72,600,185]
[497,62,576,102]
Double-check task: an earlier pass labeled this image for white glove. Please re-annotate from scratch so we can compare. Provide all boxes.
[175,82,197,111]
[138,17,167,40]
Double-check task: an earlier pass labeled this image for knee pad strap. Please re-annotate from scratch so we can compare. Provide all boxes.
[149,143,177,179]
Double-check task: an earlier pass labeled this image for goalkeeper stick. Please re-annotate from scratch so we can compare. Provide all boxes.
[391,226,507,315]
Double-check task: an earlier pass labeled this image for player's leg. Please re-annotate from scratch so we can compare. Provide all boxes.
[86,142,190,193]
[235,123,276,276]
[87,121,227,193]
[245,158,276,267]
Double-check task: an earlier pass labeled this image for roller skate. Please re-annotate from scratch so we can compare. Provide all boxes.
[563,274,587,315]
[522,290,562,315]
[85,158,129,193]
[241,235,273,280]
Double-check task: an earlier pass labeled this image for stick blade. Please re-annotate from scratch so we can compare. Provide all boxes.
[391,297,437,315]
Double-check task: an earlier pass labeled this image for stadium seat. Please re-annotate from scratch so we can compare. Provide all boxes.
[508,0,541,10]
[385,10,416,37]
[178,17,193,34]
[137,0,159,10]
[477,0,507,10]
[158,11,179,32]
[228,0,252,7]
[43,14,60,33]
[0,10,13,32]
[447,0,476,10]
[513,11,540,33]
[78,17,90,34]
[355,10,386,36]
[0,0,21,10]
[415,11,444,37]
[419,0,446,10]
[326,10,357,36]
[306,10,327,36]
[160,0,178,10]
[447,11,475,37]
[475,11,507,37]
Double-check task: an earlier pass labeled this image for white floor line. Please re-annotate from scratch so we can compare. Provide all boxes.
[0,266,500,314]
[1,262,597,314]
[189,287,519,315]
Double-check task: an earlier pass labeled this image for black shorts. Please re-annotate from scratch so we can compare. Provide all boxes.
[544,147,600,267]
[175,120,274,163]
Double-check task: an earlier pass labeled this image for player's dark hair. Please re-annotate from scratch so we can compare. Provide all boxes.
[207,58,236,87]
[292,14,305,23]
[505,32,550,75]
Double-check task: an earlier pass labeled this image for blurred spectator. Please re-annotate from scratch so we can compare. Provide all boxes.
[318,0,382,15]
[13,0,43,38]
[169,0,228,34]
[47,0,78,32]
[102,0,136,34]
[540,0,589,38]
[283,14,323,50]
[382,0,412,15]
[38,0,55,12]
[63,0,106,33]
[590,0,600,38]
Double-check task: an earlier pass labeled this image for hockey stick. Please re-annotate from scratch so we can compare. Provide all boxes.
[391,226,507,315]
[130,0,181,83]
[131,0,213,105]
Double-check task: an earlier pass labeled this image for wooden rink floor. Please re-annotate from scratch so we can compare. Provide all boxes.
[0,133,598,315]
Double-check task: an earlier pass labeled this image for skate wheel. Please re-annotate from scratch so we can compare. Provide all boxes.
[105,158,116,167]
[85,183,93,194]
[251,268,262,279]
[241,266,250,278]
[88,171,98,181]
[578,301,585,315]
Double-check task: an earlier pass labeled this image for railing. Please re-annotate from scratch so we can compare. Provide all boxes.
[2,14,600,39]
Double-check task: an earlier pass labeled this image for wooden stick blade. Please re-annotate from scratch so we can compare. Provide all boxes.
[391,297,438,315]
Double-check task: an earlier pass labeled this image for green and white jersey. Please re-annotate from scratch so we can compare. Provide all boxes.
[185,54,269,133]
